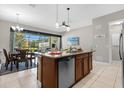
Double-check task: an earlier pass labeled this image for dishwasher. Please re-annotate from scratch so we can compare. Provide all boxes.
[58,56,75,88]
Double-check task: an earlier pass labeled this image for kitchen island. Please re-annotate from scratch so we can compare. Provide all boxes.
[37,50,93,88]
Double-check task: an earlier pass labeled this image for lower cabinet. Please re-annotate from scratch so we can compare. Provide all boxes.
[75,52,92,82]
[83,56,89,76]
[42,57,58,88]
[38,52,93,88]
[89,52,92,70]
[75,57,83,81]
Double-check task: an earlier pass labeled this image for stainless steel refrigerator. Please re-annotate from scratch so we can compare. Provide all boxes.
[119,22,124,88]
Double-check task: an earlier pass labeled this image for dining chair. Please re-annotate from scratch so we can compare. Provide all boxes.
[27,52,35,67]
[16,49,29,69]
[3,49,13,71]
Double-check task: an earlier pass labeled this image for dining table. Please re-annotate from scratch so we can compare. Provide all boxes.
[9,50,36,69]
[10,51,35,58]
[9,51,36,62]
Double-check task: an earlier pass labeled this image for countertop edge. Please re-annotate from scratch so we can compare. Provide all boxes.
[40,50,95,59]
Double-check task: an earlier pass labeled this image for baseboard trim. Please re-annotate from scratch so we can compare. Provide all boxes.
[112,60,122,63]
[93,60,110,65]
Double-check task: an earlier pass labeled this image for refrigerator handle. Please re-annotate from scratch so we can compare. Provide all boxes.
[119,33,122,60]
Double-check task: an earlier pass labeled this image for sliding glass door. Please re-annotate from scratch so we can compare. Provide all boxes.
[10,29,61,52]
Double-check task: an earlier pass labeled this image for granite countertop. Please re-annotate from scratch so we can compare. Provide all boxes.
[41,50,95,59]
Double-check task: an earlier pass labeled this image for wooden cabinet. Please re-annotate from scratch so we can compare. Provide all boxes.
[89,52,92,70]
[75,55,83,81]
[75,53,92,82]
[37,52,93,88]
[83,57,89,76]
[42,57,58,88]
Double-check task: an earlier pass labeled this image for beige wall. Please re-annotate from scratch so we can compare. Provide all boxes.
[62,25,93,50]
[93,9,124,63]
[0,20,62,51]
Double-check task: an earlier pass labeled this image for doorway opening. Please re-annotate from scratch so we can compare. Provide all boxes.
[109,19,123,63]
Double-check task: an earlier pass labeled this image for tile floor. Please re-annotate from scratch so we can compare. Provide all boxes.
[73,62,122,88]
[0,62,122,88]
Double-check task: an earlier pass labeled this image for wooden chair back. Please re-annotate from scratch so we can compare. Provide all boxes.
[3,49,10,63]
[18,49,29,61]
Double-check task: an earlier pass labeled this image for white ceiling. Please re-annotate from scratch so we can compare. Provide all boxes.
[0,4,124,32]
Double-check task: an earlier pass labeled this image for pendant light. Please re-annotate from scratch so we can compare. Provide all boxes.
[66,8,70,31]
[55,5,71,31]
[55,4,59,28]
[59,8,71,31]
[11,13,24,32]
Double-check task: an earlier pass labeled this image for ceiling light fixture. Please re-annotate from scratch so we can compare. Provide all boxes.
[55,5,71,31]
[11,13,24,32]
